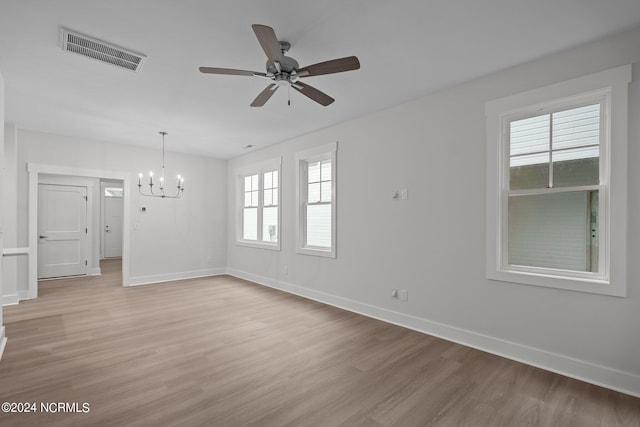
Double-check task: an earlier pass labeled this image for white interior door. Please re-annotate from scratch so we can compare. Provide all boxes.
[104,196,123,258]
[38,184,88,279]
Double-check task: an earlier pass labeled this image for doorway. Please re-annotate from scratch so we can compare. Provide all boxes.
[28,163,131,299]
[101,181,124,258]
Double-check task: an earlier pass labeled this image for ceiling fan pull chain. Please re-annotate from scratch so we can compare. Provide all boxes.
[288,85,291,106]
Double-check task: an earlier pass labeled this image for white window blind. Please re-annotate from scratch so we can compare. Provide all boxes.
[509,192,589,271]
[306,159,332,248]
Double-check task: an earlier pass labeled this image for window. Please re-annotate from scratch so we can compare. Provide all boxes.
[104,187,123,197]
[508,102,601,273]
[262,170,279,243]
[296,142,337,257]
[242,174,259,241]
[237,158,281,250]
[485,65,630,296]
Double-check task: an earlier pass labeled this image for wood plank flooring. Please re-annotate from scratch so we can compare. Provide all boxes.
[0,259,638,426]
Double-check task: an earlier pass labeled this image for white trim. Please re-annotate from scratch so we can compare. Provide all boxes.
[2,247,29,256]
[234,157,282,177]
[2,294,19,306]
[235,157,282,250]
[88,267,101,276]
[127,268,226,287]
[0,326,6,361]
[226,267,640,398]
[236,240,280,251]
[295,142,338,258]
[18,290,34,301]
[27,163,132,298]
[509,184,600,197]
[485,64,630,296]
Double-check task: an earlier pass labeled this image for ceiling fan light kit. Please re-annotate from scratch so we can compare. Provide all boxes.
[199,24,360,107]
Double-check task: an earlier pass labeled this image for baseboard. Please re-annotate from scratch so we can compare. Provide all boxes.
[1,294,19,306]
[19,290,36,301]
[226,268,640,398]
[0,326,7,361]
[3,289,36,303]
[88,267,101,276]
[125,268,227,287]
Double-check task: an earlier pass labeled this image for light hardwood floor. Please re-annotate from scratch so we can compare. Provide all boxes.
[0,259,638,426]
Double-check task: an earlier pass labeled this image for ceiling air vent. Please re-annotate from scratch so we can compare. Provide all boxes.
[60,27,146,72]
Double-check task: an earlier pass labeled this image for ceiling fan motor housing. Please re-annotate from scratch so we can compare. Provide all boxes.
[266,55,299,74]
[267,53,300,86]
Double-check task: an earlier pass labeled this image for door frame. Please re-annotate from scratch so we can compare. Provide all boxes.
[27,163,132,298]
[100,180,124,259]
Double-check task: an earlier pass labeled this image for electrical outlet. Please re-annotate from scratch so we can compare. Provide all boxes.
[399,189,408,200]
[399,289,408,301]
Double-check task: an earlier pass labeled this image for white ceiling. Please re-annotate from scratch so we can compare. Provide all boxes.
[1,0,640,159]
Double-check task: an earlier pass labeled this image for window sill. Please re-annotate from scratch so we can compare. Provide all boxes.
[296,246,336,258]
[488,267,624,297]
[236,240,281,251]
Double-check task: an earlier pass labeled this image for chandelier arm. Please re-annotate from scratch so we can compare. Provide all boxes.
[149,183,160,197]
[138,184,184,199]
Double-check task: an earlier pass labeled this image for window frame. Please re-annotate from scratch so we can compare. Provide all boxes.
[503,96,607,281]
[485,65,631,297]
[295,142,337,258]
[236,157,282,251]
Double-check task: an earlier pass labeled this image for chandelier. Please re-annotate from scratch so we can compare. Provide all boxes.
[138,131,184,198]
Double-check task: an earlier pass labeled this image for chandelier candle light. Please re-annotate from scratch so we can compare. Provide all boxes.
[138,131,184,198]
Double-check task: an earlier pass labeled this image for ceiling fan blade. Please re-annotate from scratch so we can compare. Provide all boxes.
[297,56,360,77]
[199,67,266,77]
[292,82,334,106]
[252,24,282,65]
[250,84,279,107]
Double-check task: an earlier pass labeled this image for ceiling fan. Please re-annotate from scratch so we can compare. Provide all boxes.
[199,24,360,107]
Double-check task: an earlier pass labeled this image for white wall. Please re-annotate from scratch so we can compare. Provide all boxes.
[2,124,19,304]
[14,130,227,290]
[227,27,640,395]
[0,71,7,358]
